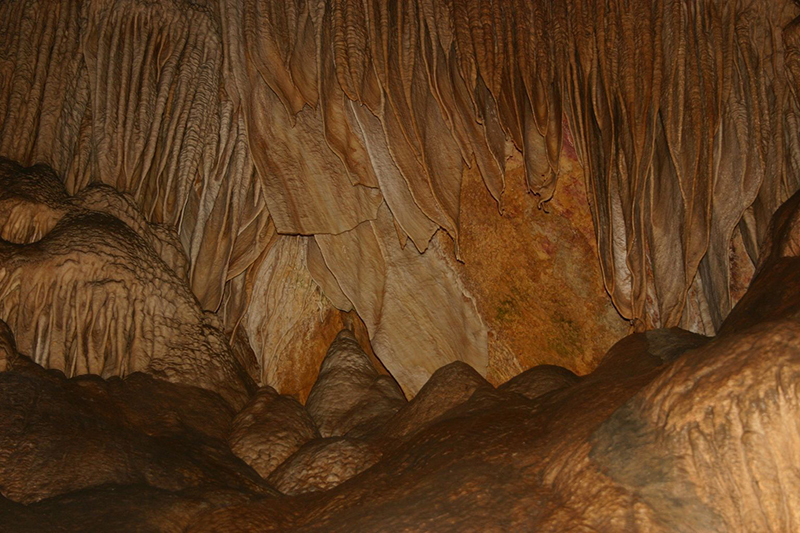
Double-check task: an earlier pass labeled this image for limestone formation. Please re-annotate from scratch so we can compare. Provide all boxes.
[267,437,382,496]
[0,158,255,409]
[498,364,579,401]
[4,0,797,393]
[229,386,319,479]
[380,361,492,444]
[0,339,272,505]
[2,0,800,530]
[305,330,406,438]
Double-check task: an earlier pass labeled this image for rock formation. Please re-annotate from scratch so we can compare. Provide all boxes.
[2,0,800,530]
[0,158,255,409]
[229,385,320,479]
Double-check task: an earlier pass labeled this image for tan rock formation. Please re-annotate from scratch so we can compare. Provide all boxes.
[2,0,800,530]
[380,361,492,444]
[267,437,381,496]
[3,0,796,395]
[0,158,255,409]
[229,386,319,479]
[498,364,579,401]
[305,330,406,437]
[3,187,800,530]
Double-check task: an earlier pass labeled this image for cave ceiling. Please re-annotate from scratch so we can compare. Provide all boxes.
[2,0,800,395]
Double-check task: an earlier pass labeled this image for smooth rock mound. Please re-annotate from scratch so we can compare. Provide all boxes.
[0,332,271,504]
[382,361,492,443]
[498,364,579,400]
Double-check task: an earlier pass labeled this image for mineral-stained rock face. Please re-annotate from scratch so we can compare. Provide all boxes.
[0,158,255,409]
[3,0,800,530]
[5,0,797,397]
[3,0,798,345]
[4,195,800,531]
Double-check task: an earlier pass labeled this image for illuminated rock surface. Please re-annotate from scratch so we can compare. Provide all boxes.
[2,0,800,530]
[1,188,800,530]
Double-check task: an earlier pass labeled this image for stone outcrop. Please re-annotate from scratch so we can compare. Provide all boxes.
[2,0,800,528]
[0,341,272,505]
[267,437,382,496]
[3,0,797,393]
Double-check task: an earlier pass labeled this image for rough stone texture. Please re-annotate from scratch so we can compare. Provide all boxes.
[721,189,800,336]
[2,2,800,528]
[2,0,792,348]
[498,364,579,401]
[244,235,369,401]
[267,438,382,496]
[0,320,16,372]
[0,486,254,533]
[314,205,490,397]
[305,330,406,438]
[229,386,319,479]
[0,158,255,409]
[2,0,793,397]
[0,342,273,505]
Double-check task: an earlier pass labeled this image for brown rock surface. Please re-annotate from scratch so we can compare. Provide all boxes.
[3,211,800,531]
[0,342,273,505]
[2,1,800,530]
[381,361,492,444]
[453,155,629,383]
[0,486,254,533]
[267,437,382,496]
[498,364,579,401]
[0,320,16,372]
[229,386,320,479]
[305,330,406,438]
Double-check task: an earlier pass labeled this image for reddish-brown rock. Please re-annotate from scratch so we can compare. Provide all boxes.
[0,346,272,504]
[498,364,579,400]
[380,361,492,444]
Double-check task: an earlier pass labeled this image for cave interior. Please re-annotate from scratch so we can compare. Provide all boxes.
[2,0,800,531]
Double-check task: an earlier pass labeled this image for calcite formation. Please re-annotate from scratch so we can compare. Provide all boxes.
[0,158,255,409]
[2,0,800,530]
[0,189,799,530]
[228,385,320,479]
[3,0,799,395]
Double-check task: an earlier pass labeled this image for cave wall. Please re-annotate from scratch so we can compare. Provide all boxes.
[2,0,800,393]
